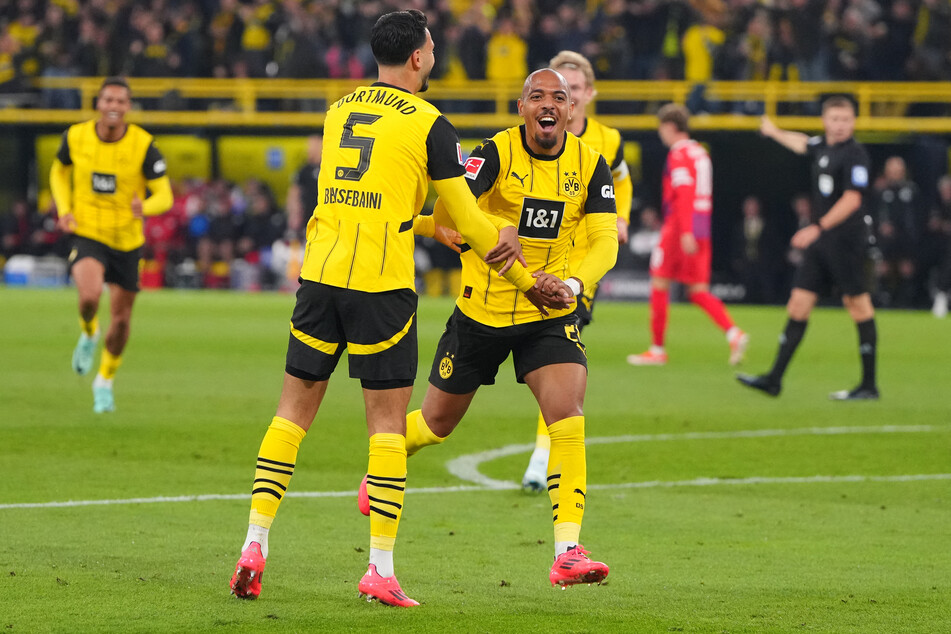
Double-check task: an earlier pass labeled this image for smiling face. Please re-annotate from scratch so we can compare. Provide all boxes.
[96,84,131,130]
[517,69,573,155]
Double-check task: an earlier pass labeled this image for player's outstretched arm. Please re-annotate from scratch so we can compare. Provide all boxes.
[760,116,809,154]
[572,211,619,291]
[432,177,534,290]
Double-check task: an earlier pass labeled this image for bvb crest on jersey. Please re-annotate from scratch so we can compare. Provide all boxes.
[439,354,454,379]
[562,172,581,197]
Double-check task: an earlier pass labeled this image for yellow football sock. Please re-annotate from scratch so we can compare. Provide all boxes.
[367,433,407,551]
[404,409,444,457]
[548,416,586,538]
[249,416,306,529]
[97,349,122,380]
[80,315,98,337]
[535,411,551,451]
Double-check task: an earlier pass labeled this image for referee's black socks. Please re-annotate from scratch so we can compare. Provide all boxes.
[767,318,808,384]
[856,318,878,388]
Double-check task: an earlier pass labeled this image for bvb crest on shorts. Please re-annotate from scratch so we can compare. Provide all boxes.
[438,354,453,379]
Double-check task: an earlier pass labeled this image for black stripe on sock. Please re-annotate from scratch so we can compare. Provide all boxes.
[252,487,283,500]
[366,474,407,483]
[367,482,405,492]
[254,478,287,492]
[367,495,402,510]
[548,484,559,492]
[369,506,398,520]
[255,464,294,477]
[547,474,560,482]
[552,503,559,510]
[257,456,296,469]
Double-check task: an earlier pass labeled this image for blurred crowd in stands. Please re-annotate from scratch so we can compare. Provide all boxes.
[4,149,951,312]
[4,0,951,101]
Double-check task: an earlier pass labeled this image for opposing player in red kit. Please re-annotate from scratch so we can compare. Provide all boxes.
[628,104,747,366]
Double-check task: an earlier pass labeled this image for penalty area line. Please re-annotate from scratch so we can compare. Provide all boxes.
[1,474,949,511]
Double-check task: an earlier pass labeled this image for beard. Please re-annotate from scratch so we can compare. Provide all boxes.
[419,73,430,93]
[534,131,558,150]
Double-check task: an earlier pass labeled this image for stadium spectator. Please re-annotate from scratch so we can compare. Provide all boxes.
[628,104,749,367]
[874,156,924,307]
[739,98,879,401]
[286,135,321,242]
[928,175,951,317]
[486,13,527,82]
[731,195,782,304]
[629,205,662,270]
[50,76,172,414]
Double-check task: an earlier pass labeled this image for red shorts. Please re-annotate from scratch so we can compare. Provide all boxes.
[649,228,711,285]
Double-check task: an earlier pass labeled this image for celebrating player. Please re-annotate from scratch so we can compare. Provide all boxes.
[360,68,616,588]
[627,104,748,367]
[50,76,172,413]
[520,50,633,493]
[229,10,569,607]
[738,97,879,400]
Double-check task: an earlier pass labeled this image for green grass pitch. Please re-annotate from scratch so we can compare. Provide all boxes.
[1,287,949,633]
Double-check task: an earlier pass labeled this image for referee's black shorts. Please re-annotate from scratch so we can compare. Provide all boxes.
[285,281,418,389]
[793,230,872,297]
[428,307,587,395]
[68,235,142,292]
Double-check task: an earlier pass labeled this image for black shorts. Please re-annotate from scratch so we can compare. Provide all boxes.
[793,231,872,297]
[573,282,599,330]
[68,235,141,292]
[428,307,587,395]
[285,281,418,389]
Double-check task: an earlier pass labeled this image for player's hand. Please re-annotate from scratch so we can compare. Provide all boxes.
[131,193,143,219]
[485,225,527,276]
[791,224,821,249]
[617,217,629,245]
[57,212,76,233]
[759,116,779,139]
[524,271,575,316]
[433,223,463,254]
[680,232,698,255]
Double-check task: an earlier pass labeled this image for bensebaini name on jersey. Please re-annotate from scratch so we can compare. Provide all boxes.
[324,186,382,210]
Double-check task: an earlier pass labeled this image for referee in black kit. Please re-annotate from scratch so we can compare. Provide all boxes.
[738,96,880,400]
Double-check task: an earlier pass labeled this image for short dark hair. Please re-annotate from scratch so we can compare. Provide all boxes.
[658,103,690,132]
[822,95,855,114]
[370,10,428,67]
[99,76,131,95]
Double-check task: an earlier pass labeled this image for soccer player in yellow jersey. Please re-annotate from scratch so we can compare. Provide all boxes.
[229,10,571,607]
[49,76,172,414]
[359,68,617,587]
[521,50,634,492]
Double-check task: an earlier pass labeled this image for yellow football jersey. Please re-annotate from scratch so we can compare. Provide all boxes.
[568,117,631,277]
[300,82,467,293]
[55,120,166,251]
[457,126,616,326]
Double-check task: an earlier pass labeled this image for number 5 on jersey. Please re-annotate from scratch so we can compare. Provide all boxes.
[336,112,381,181]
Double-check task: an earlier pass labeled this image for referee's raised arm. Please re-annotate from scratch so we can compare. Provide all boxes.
[759,116,810,154]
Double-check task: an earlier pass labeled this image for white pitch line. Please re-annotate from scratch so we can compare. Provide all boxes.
[446,424,942,488]
[1,425,946,511]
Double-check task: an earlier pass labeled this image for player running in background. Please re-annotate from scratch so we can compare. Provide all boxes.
[627,104,747,367]
[738,97,879,400]
[361,68,616,588]
[520,50,633,492]
[50,76,172,414]
[229,10,568,607]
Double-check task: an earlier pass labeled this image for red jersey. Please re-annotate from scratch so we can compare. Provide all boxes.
[661,139,712,240]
